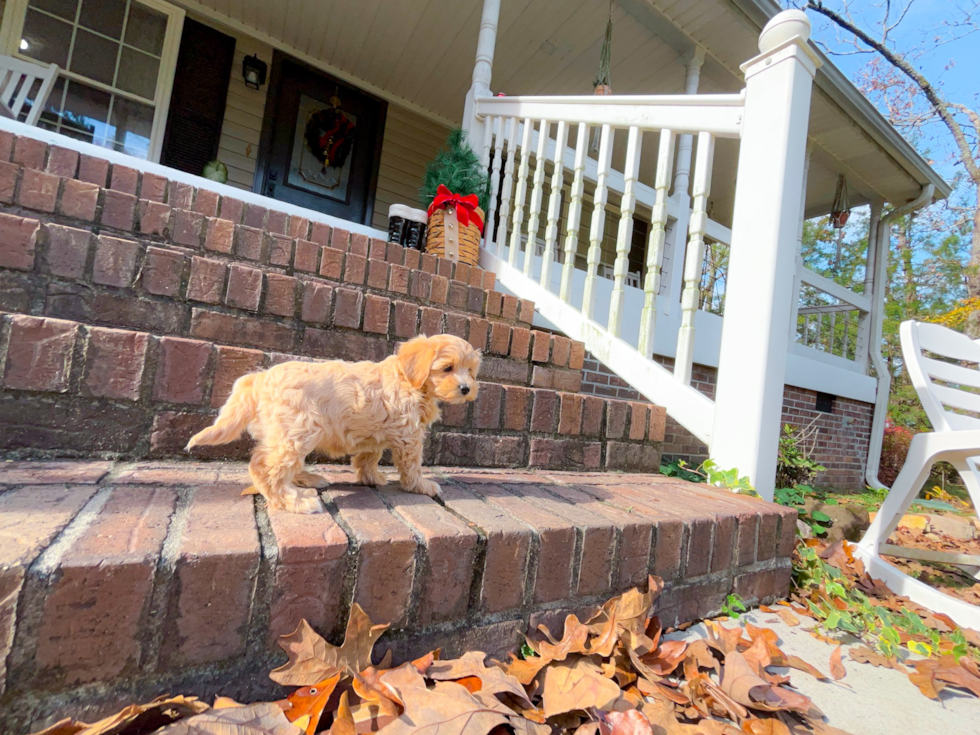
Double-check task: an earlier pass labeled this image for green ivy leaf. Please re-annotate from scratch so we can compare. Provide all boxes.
[810,510,833,523]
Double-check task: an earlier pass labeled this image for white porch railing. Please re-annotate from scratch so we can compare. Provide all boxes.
[469,10,825,500]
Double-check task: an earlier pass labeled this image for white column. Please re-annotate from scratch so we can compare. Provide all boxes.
[856,201,882,371]
[710,10,821,501]
[462,0,501,147]
[662,46,704,317]
[786,147,811,344]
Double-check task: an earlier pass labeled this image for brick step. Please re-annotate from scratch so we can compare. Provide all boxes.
[0,312,664,470]
[0,460,796,731]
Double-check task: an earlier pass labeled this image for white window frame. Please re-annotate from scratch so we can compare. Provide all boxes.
[0,0,184,162]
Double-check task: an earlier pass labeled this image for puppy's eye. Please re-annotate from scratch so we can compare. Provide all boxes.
[443,365,453,373]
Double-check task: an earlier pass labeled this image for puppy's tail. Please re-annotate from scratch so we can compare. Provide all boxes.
[186,373,260,449]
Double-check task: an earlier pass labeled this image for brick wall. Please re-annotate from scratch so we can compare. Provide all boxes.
[581,352,874,490]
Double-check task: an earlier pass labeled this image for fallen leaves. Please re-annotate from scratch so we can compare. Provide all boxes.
[155,703,302,735]
[828,648,845,682]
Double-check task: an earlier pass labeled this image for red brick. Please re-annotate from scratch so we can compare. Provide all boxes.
[468,317,489,351]
[267,505,348,641]
[205,217,234,253]
[153,336,211,405]
[57,178,98,221]
[733,566,792,605]
[191,309,294,352]
[474,382,503,429]
[446,312,467,339]
[430,434,526,467]
[44,224,91,278]
[83,327,148,400]
[501,294,519,320]
[211,346,265,407]
[301,279,333,324]
[649,405,666,441]
[386,241,405,264]
[441,401,468,427]
[551,336,571,367]
[420,306,443,336]
[366,237,385,260]
[410,270,432,300]
[2,315,77,392]
[469,268,485,288]
[35,487,175,685]
[403,249,420,271]
[46,145,78,177]
[172,209,205,247]
[388,263,410,293]
[454,263,471,285]
[502,385,531,430]
[219,196,243,223]
[269,234,292,266]
[293,239,319,273]
[310,221,331,246]
[140,172,168,202]
[264,273,298,317]
[329,487,416,626]
[0,130,12,161]
[331,227,351,251]
[420,252,437,274]
[13,136,46,169]
[164,484,260,667]
[225,263,263,311]
[138,199,171,236]
[92,235,138,287]
[192,188,219,217]
[77,154,109,186]
[288,215,310,239]
[366,258,389,290]
[558,393,583,435]
[363,294,390,334]
[606,401,628,439]
[344,252,367,285]
[531,330,551,362]
[303,328,385,362]
[569,342,585,370]
[17,168,58,212]
[489,322,511,355]
[582,396,604,436]
[510,327,531,361]
[530,389,559,433]
[266,209,288,235]
[437,257,454,279]
[186,256,227,304]
[334,287,363,329]
[0,161,18,203]
[467,285,484,313]
[447,280,468,309]
[605,442,660,473]
[430,274,449,303]
[483,271,496,290]
[518,299,535,323]
[319,246,344,279]
[629,402,649,441]
[168,182,194,209]
[393,300,418,338]
[109,164,139,194]
[486,290,503,317]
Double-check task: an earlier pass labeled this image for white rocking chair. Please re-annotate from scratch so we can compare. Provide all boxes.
[855,320,980,629]
[0,55,58,125]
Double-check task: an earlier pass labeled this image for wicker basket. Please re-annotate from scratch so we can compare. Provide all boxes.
[424,204,483,267]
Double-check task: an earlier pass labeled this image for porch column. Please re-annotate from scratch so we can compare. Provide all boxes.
[463,0,501,148]
[662,46,705,317]
[710,10,820,501]
[856,201,882,371]
[786,146,811,343]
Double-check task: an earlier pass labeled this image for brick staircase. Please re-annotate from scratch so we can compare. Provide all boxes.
[0,126,795,732]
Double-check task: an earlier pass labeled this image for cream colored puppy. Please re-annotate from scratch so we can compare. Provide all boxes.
[187,334,481,513]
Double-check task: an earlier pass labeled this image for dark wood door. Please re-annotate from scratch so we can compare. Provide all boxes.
[256,53,386,225]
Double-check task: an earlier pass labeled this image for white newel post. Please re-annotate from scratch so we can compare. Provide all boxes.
[462,0,501,148]
[710,11,820,501]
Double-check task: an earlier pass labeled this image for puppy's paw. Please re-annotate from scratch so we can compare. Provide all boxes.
[408,478,440,497]
[283,494,325,514]
[356,468,388,487]
[295,470,329,489]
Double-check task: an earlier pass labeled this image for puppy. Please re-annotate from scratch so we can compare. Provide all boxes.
[186,334,480,513]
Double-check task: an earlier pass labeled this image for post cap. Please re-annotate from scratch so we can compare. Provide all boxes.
[758,9,811,53]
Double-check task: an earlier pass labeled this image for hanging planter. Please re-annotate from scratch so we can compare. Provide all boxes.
[830,174,850,228]
[590,1,614,153]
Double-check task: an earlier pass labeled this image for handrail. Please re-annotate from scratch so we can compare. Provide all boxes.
[798,266,871,313]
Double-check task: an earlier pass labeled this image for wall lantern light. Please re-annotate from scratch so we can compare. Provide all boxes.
[242,54,267,90]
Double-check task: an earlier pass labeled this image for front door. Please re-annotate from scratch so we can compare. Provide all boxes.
[257,53,386,225]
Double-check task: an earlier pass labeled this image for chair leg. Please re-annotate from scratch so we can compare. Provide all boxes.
[953,457,980,515]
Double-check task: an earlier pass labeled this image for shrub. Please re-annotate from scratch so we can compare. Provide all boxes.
[775,424,826,489]
[879,421,913,487]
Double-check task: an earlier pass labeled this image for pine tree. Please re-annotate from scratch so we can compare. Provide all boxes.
[420,129,490,213]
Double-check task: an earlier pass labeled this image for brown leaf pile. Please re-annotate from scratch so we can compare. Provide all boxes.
[33,581,857,735]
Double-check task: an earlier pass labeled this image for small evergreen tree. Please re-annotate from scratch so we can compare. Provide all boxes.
[420,129,490,213]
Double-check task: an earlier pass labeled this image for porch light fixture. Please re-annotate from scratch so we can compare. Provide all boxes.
[242,54,267,90]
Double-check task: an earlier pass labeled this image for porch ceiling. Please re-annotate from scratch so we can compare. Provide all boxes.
[181,0,947,223]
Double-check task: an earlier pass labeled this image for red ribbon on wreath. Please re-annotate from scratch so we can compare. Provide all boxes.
[427,184,484,233]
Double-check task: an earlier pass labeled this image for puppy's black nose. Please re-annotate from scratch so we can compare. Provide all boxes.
[460,385,470,395]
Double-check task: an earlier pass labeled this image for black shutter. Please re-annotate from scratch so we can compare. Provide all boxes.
[160,19,236,175]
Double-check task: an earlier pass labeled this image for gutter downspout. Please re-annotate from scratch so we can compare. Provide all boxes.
[864,183,935,489]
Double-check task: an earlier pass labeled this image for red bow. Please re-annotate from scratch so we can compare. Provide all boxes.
[427,184,484,233]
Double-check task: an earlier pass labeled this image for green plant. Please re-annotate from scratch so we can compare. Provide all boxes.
[721,593,747,619]
[419,129,490,212]
[659,458,704,483]
[775,423,826,488]
[702,460,758,496]
[774,485,806,507]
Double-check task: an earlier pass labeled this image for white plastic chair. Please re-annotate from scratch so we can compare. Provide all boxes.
[855,320,980,629]
[0,56,58,125]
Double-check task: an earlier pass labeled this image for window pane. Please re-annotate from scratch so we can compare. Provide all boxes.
[125,2,166,56]
[78,0,126,39]
[116,46,158,99]
[37,76,67,131]
[29,0,79,21]
[54,79,113,146]
[20,8,72,67]
[109,96,153,158]
[70,28,119,86]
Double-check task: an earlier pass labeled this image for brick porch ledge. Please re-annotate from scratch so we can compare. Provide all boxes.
[0,460,796,732]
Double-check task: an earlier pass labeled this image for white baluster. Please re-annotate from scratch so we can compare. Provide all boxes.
[582,125,614,320]
[525,119,550,278]
[497,117,518,262]
[638,130,676,357]
[803,314,811,346]
[540,121,568,287]
[608,127,642,337]
[675,131,715,386]
[843,310,852,359]
[486,117,504,255]
[509,118,534,268]
[560,123,588,301]
[479,113,494,170]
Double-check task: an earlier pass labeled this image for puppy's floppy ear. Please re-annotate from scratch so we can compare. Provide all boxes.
[397,336,437,388]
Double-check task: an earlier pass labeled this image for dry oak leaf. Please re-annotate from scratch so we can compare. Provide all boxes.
[587,576,664,637]
[426,651,532,705]
[741,719,792,735]
[828,647,846,682]
[541,655,622,718]
[602,709,654,735]
[720,653,813,714]
[639,699,739,735]
[30,696,211,735]
[155,702,302,735]
[270,606,389,686]
[327,691,357,735]
[846,646,905,673]
[282,673,342,735]
[377,680,509,735]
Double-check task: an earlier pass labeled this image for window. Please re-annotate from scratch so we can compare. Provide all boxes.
[1,0,184,161]
[815,392,835,413]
